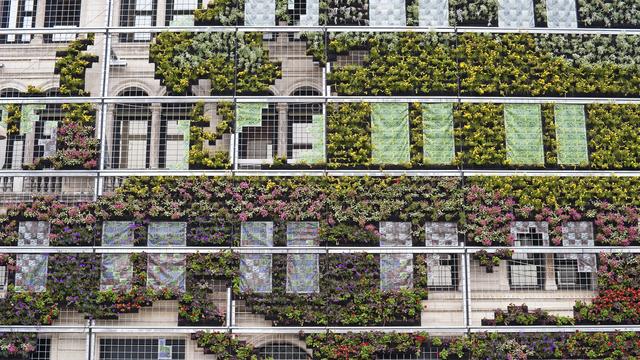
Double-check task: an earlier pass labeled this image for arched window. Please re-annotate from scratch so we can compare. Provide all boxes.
[256,343,311,360]
[111,87,151,168]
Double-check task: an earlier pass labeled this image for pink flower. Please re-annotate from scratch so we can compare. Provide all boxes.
[239,181,249,189]
[7,343,17,353]
[238,212,248,222]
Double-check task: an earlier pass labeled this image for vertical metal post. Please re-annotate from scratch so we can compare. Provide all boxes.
[97,0,115,198]
[462,250,471,329]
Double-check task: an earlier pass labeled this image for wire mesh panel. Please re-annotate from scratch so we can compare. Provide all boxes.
[100,221,135,291]
[99,337,186,360]
[43,0,82,43]
[165,0,201,26]
[236,100,324,168]
[0,0,37,44]
[0,176,95,204]
[504,103,544,166]
[106,99,230,170]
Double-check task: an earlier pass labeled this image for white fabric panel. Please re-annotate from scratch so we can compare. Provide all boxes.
[546,0,577,28]
[299,0,319,25]
[245,0,276,26]
[369,0,406,26]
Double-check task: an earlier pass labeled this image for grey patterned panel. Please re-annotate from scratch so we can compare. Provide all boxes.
[147,254,186,291]
[286,222,319,293]
[38,121,57,157]
[241,221,274,247]
[561,221,594,247]
[16,221,50,292]
[148,222,187,246]
[101,221,135,290]
[418,0,449,26]
[425,222,458,246]
[100,254,132,291]
[559,221,595,272]
[424,254,453,287]
[369,0,406,26]
[286,253,319,293]
[15,254,48,292]
[240,221,273,293]
[299,0,319,25]
[546,0,577,28]
[498,0,535,27]
[245,0,275,25]
[380,222,412,247]
[240,254,272,292]
[18,221,50,246]
[380,254,413,290]
[287,222,319,246]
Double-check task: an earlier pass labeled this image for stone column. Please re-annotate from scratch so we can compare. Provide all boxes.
[544,254,558,291]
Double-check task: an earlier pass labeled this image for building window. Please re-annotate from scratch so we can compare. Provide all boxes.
[119,0,156,42]
[160,103,191,169]
[111,88,151,169]
[508,227,545,290]
[165,0,200,25]
[256,343,310,360]
[99,338,185,360]
[426,254,458,290]
[44,0,82,43]
[0,0,36,43]
[30,338,51,360]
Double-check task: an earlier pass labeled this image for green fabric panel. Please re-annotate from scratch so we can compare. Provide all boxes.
[236,103,268,132]
[504,104,544,166]
[297,114,325,164]
[554,104,589,166]
[371,103,410,164]
[422,103,454,165]
[20,104,45,135]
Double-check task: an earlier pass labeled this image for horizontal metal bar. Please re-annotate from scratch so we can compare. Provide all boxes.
[1,169,640,177]
[0,25,639,35]
[0,96,638,105]
[0,326,89,333]
[0,246,637,254]
[4,324,640,334]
